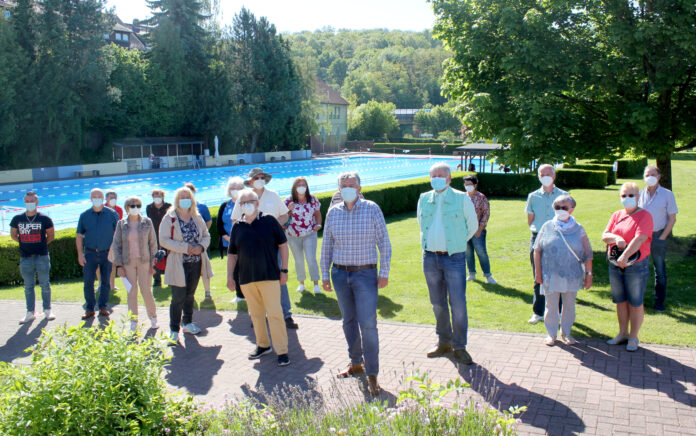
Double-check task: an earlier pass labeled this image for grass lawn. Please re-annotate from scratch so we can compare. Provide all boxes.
[2,154,695,346]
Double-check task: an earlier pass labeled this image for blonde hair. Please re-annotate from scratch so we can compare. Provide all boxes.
[169,187,199,215]
[151,188,165,197]
[620,182,640,195]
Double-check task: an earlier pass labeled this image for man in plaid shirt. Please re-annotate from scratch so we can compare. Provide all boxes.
[321,171,392,396]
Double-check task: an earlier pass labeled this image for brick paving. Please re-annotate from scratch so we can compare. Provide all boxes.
[0,299,695,435]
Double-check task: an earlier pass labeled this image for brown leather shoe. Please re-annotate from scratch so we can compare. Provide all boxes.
[426,343,452,358]
[337,363,364,379]
[98,309,110,317]
[81,311,95,320]
[367,375,381,396]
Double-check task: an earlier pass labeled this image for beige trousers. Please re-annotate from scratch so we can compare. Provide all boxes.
[240,280,288,355]
[123,260,157,321]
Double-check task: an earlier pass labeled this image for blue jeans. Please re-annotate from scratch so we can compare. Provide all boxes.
[423,251,468,349]
[278,252,292,319]
[331,267,379,376]
[609,257,650,307]
[466,230,491,276]
[19,255,51,312]
[83,250,112,311]
[650,234,667,307]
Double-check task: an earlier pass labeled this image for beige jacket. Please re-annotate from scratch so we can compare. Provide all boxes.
[111,215,158,267]
[159,209,213,287]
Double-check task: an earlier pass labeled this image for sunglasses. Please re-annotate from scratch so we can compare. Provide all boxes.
[253,175,265,180]
[554,205,569,211]
[620,194,635,198]
[129,205,142,209]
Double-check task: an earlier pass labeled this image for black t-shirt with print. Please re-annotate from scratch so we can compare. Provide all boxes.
[10,212,54,257]
[229,213,287,285]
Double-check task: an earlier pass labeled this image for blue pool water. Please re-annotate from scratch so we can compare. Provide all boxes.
[0,154,469,232]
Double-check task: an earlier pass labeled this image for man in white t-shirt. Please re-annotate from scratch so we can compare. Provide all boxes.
[232,168,297,328]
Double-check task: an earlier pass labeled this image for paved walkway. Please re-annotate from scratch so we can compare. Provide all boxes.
[0,300,694,435]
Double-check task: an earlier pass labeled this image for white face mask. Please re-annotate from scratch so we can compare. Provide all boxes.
[108,198,117,207]
[644,175,658,187]
[296,186,307,195]
[25,202,37,212]
[128,206,141,216]
[539,176,554,187]
[253,179,266,189]
[92,198,104,208]
[229,189,240,201]
[464,184,475,193]
[241,203,256,216]
[153,197,163,205]
[340,187,358,203]
[554,209,570,221]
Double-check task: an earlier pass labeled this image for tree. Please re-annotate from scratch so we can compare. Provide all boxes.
[432,0,696,188]
[348,100,399,141]
[414,105,461,137]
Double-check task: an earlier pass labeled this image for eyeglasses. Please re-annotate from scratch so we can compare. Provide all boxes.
[554,205,569,211]
[620,194,635,198]
[129,205,142,209]
[241,201,257,206]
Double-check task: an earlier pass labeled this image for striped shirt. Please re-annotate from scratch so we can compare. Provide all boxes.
[320,198,392,280]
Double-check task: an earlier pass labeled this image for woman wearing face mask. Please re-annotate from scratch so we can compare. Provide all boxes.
[111,196,159,332]
[159,187,213,344]
[463,175,497,284]
[284,177,323,294]
[602,182,653,352]
[533,195,593,346]
[217,176,246,303]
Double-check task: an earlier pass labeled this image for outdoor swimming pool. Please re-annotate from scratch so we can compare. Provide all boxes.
[0,154,470,232]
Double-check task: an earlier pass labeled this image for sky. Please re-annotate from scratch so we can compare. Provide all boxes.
[105,0,436,33]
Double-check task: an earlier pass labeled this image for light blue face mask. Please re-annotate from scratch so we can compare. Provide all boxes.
[340,187,357,203]
[621,196,637,209]
[25,202,37,212]
[179,199,192,210]
[430,177,448,191]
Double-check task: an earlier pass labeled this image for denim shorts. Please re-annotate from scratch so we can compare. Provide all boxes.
[609,257,650,307]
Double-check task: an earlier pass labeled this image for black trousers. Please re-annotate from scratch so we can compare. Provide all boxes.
[169,261,201,332]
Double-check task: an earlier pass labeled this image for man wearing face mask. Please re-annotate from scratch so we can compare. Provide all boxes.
[525,164,567,324]
[638,165,678,312]
[76,188,119,319]
[417,163,479,365]
[231,168,298,328]
[320,171,392,396]
[10,191,56,324]
[146,189,171,287]
[227,189,292,367]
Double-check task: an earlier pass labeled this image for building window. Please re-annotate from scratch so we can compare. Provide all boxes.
[104,33,110,40]
[115,33,122,41]
[123,33,130,42]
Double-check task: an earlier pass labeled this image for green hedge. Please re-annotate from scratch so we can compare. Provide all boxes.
[617,157,648,178]
[0,169,607,286]
[564,164,616,185]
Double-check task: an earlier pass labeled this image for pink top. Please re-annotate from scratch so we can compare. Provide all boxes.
[604,209,653,262]
[127,222,141,262]
[284,195,320,237]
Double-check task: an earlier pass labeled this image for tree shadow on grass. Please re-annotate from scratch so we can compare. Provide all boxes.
[152,285,172,303]
[295,292,341,319]
[377,294,404,319]
[456,363,585,436]
[0,318,48,363]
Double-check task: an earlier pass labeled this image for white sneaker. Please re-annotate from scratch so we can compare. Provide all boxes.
[150,318,159,329]
[182,322,201,335]
[19,312,35,324]
[44,310,56,320]
[205,291,212,299]
[466,273,476,281]
[486,276,497,285]
[130,320,138,332]
[230,296,245,304]
[296,284,306,293]
[527,314,543,324]
[313,284,322,294]
[169,331,179,345]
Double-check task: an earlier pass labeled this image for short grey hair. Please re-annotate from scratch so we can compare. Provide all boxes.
[537,164,556,175]
[90,188,104,197]
[429,162,451,177]
[123,196,142,209]
[226,176,245,196]
[105,189,117,199]
[553,194,576,209]
[337,171,361,187]
[237,188,259,203]
[644,165,660,175]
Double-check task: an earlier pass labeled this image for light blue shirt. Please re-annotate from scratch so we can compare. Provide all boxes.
[525,186,568,233]
[638,186,678,232]
[426,192,447,252]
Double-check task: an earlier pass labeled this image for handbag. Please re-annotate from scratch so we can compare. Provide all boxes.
[607,245,640,268]
[154,217,175,274]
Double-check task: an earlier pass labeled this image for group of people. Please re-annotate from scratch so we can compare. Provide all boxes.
[9,162,677,396]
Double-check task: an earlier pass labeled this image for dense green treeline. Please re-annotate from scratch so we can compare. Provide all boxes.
[0,1,314,170]
[285,29,451,109]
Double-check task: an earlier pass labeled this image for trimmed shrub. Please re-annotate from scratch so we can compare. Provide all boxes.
[564,163,616,185]
[556,168,607,189]
[617,157,648,178]
[0,322,205,435]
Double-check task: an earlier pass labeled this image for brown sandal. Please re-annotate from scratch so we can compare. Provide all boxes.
[337,363,364,378]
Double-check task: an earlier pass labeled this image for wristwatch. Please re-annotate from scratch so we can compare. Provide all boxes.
[280,269,288,273]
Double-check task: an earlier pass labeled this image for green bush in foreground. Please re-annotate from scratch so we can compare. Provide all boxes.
[0,320,204,435]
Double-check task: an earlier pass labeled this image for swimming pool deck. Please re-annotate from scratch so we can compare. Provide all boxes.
[1,300,694,435]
